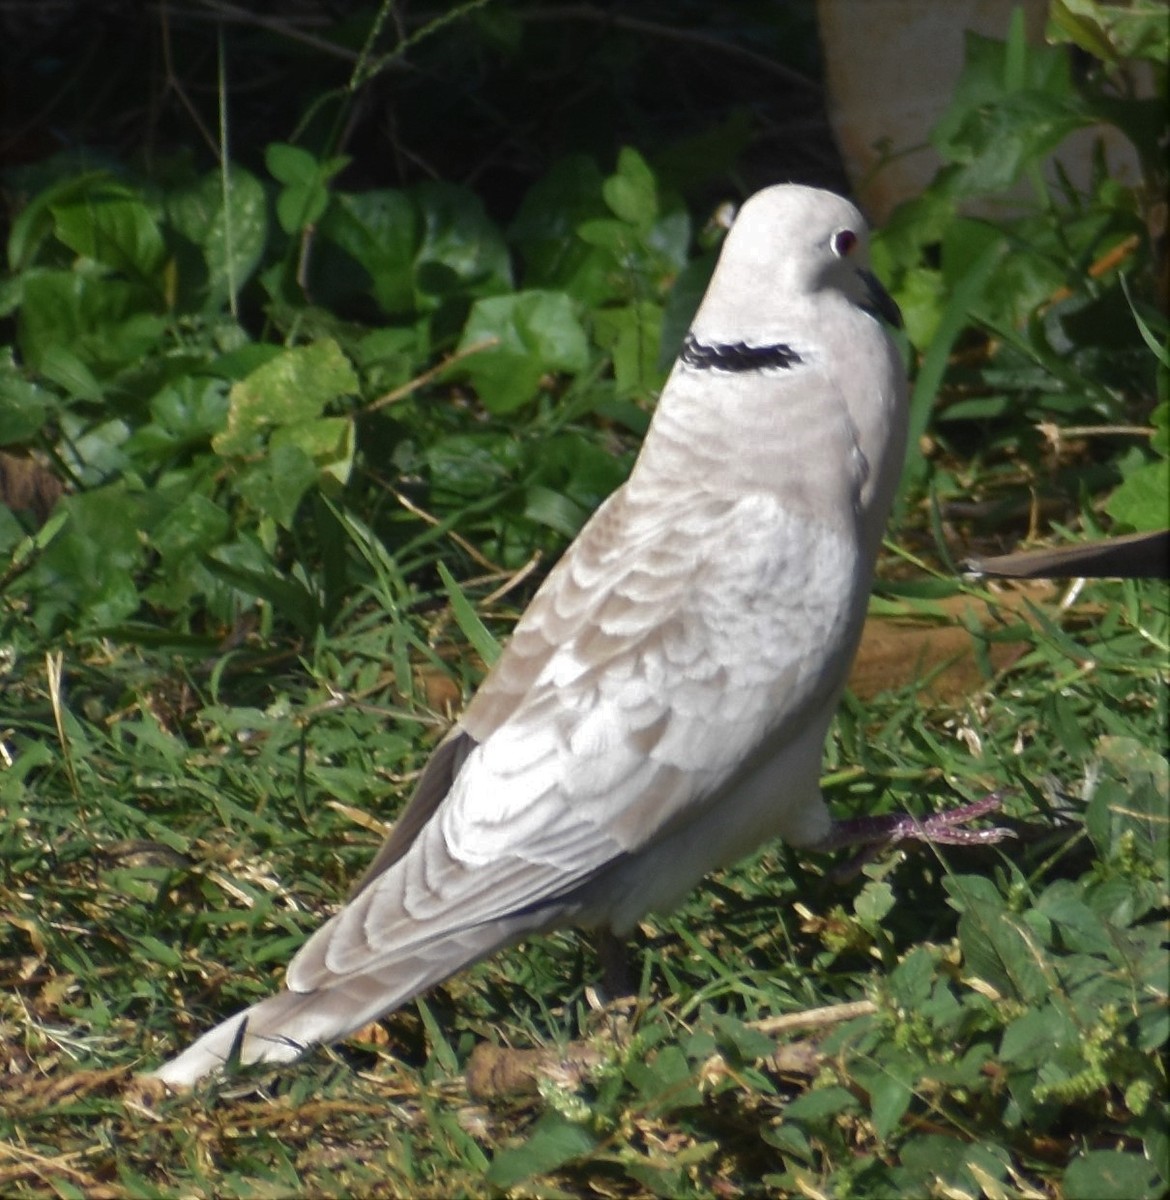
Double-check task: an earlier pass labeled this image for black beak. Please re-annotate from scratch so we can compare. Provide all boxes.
[859,269,903,329]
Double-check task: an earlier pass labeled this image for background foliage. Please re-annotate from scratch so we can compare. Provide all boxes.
[0,2,1166,1197]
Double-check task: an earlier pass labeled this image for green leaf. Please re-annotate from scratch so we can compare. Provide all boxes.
[265,142,320,185]
[486,1111,595,1189]
[627,1044,702,1113]
[169,166,268,307]
[412,181,512,310]
[457,289,590,412]
[523,483,588,538]
[1049,0,1170,65]
[591,301,666,397]
[864,1064,915,1141]
[1063,1150,1164,1200]
[233,443,319,528]
[1104,457,1169,530]
[854,879,896,929]
[151,493,232,562]
[957,902,1049,1005]
[8,171,107,271]
[602,147,659,230]
[323,190,420,316]
[783,1085,861,1123]
[709,1013,777,1061]
[888,945,937,1009]
[0,356,53,443]
[271,416,355,486]
[509,155,611,298]
[201,551,322,635]
[1085,735,1170,865]
[35,484,146,629]
[50,180,166,281]
[213,339,358,455]
[17,267,166,376]
[266,143,350,235]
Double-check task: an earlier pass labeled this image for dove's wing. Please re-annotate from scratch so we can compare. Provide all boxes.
[287,478,866,991]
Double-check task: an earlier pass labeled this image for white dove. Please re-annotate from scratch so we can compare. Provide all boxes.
[150,184,1006,1089]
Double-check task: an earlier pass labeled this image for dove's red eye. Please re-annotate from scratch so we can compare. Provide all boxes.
[831,229,858,257]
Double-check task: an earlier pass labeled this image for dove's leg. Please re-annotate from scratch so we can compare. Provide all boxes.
[813,791,1014,875]
[595,928,636,999]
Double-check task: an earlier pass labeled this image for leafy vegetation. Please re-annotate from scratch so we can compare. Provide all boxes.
[0,2,1166,1197]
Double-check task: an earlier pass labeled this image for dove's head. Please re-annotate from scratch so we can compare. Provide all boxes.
[690,185,902,341]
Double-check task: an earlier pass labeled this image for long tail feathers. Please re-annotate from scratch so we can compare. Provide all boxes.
[146,914,555,1089]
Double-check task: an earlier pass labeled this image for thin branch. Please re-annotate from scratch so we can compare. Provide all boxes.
[364,338,501,413]
[524,5,821,94]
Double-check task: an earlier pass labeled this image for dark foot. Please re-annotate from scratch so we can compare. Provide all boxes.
[815,791,1015,876]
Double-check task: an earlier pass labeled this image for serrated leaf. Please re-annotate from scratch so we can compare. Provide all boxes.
[958,903,1049,1005]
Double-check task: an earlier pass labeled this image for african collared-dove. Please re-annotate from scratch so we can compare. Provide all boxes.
[150,184,994,1089]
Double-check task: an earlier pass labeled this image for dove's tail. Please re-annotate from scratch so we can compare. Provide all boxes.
[148,982,373,1088]
[146,912,558,1089]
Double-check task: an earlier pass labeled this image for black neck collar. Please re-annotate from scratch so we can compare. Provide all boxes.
[679,333,802,372]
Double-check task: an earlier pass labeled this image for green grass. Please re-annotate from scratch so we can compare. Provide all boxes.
[1,566,1165,1198]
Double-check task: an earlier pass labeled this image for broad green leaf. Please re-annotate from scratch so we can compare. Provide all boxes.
[888,945,937,1009]
[272,416,355,486]
[8,171,108,271]
[863,1064,915,1142]
[509,154,611,296]
[1104,457,1169,530]
[35,484,145,628]
[412,181,512,309]
[853,879,896,928]
[709,1013,777,1061]
[169,166,268,306]
[323,190,420,316]
[957,903,1049,1004]
[151,493,232,561]
[234,443,320,528]
[50,180,166,281]
[0,359,52,443]
[602,146,658,230]
[213,339,358,455]
[457,288,590,412]
[17,268,165,376]
[1063,1150,1164,1200]
[265,142,319,185]
[267,143,350,234]
[1049,0,1170,64]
